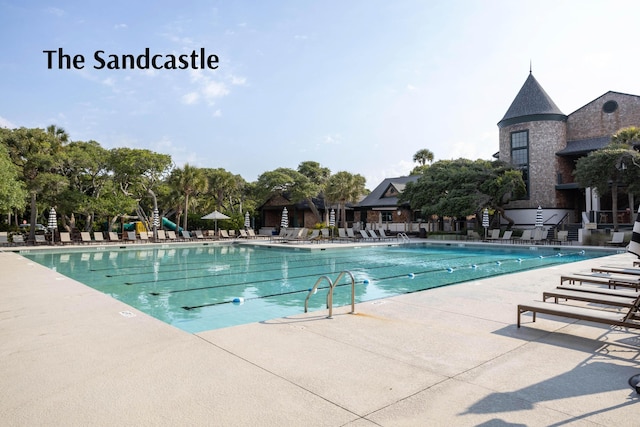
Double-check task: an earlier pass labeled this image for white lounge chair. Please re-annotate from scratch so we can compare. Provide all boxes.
[606,232,626,246]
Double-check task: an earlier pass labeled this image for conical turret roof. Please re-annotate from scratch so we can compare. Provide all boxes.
[498,73,566,128]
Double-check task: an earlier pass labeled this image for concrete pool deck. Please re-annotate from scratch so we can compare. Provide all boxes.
[0,242,639,425]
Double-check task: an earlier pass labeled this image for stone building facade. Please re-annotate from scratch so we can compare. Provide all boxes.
[498,72,640,225]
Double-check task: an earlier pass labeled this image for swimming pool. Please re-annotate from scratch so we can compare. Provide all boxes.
[22,243,614,333]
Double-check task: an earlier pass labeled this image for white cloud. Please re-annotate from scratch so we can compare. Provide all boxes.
[182,92,199,104]
[230,75,246,85]
[114,23,127,30]
[0,116,15,128]
[202,80,229,101]
[212,109,222,117]
[46,7,65,17]
[322,134,342,145]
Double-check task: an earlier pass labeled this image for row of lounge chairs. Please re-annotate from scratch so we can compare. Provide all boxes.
[468,228,570,244]
[517,263,640,331]
[271,227,401,243]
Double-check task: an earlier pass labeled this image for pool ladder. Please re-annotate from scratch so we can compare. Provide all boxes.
[398,232,410,243]
[304,270,356,318]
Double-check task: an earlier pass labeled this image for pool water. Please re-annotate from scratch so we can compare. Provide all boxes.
[23,243,612,333]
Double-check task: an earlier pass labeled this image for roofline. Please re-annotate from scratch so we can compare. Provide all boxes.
[566,90,640,116]
[498,113,567,128]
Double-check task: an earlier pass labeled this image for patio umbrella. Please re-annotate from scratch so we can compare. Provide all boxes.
[201,210,230,233]
[329,209,335,227]
[535,206,543,228]
[48,207,57,243]
[244,211,250,229]
[152,208,160,229]
[628,205,640,257]
[281,207,288,229]
[482,208,489,239]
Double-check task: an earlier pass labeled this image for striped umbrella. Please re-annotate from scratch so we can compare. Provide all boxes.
[48,208,57,243]
[280,207,289,229]
[329,209,335,227]
[482,208,489,239]
[535,206,543,228]
[628,206,640,257]
[244,211,250,229]
[152,208,160,229]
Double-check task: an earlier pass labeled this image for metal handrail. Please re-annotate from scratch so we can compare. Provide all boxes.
[304,270,356,319]
[398,232,410,243]
[304,275,333,315]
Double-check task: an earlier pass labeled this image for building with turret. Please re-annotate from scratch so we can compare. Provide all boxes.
[497,71,640,229]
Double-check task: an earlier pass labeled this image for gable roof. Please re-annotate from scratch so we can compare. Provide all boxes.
[498,72,567,128]
[358,176,420,208]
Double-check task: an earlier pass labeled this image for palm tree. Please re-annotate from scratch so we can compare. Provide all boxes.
[324,171,366,229]
[46,124,69,144]
[169,164,208,231]
[413,148,434,166]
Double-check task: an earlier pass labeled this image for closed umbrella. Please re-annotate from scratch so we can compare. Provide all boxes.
[281,207,289,229]
[152,208,160,229]
[482,208,489,239]
[48,207,57,244]
[329,209,335,227]
[535,206,543,228]
[244,211,250,229]
[628,206,640,257]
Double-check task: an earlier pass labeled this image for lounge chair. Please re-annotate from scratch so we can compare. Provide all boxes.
[93,232,105,243]
[359,230,373,240]
[500,230,513,242]
[346,228,358,240]
[543,288,638,308]
[517,295,640,329]
[126,231,137,243]
[155,230,166,241]
[194,230,206,239]
[220,229,231,239]
[246,229,258,239]
[560,273,640,290]
[304,229,320,242]
[531,228,546,244]
[181,231,193,240]
[139,231,149,242]
[368,230,382,240]
[166,230,177,240]
[238,229,248,238]
[337,228,351,240]
[556,284,639,299]
[320,228,330,240]
[35,235,48,245]
[60,232,73,244]
[228,230,236,238]
[12,234,25,245]
[378,229,394,240]
[0,232,8,246]
[487,229,500,240]
[606,231,626,246]
[108,232,120,242]
[80,232,93,244]
[514,229,532,243]
[591,266,640,277]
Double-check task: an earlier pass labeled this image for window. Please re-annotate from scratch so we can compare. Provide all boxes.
[381,211,393,222]
[510,130,529,198]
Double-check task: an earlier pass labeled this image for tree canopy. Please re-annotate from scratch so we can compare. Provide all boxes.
[399,159,526,227]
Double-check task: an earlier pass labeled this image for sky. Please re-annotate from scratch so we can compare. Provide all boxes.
[1,0,640,190]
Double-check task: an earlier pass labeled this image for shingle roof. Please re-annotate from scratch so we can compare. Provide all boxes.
[358,176,420,208]
[498,73,567,128]
[556,136,611,156]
